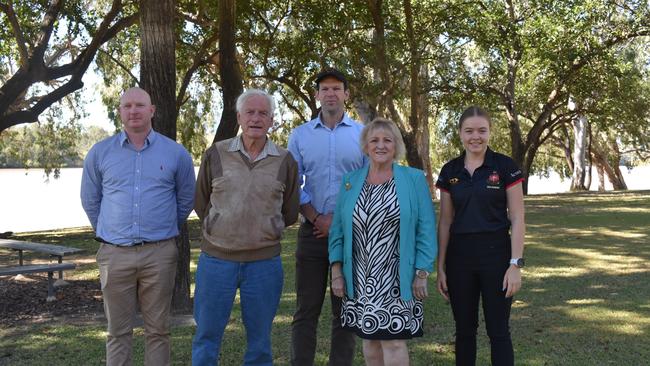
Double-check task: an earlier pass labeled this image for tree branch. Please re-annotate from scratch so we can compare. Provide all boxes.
[98,48,139,85]
[0,1,30,67]
[31,0,64,62]
[0,0,136,133]
[0,78,84,131]
[177,30,220,110]
[277,88,307,122]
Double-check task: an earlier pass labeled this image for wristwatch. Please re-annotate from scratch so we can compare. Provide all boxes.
[416,269,429,279]
[509,258,525,268]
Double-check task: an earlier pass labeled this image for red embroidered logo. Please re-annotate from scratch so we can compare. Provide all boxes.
[487,171,500,185]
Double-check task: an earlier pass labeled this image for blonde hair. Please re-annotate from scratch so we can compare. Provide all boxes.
[360,118,406,161]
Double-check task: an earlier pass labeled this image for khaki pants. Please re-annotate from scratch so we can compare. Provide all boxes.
[96,238,178,366]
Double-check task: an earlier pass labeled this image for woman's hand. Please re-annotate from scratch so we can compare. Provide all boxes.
[331,274,345,298]
[503,265,522,298]
[436,269,449,301]
[412,277,428,300]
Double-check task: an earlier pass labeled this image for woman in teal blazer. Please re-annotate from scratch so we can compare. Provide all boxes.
[329,118,437,365]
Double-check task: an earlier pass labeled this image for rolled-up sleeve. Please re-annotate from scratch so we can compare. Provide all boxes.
[328,177,348,265]
[287,130,312,205]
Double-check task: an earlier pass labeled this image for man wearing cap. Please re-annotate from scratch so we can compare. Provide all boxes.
[288,69,366,365]
[81,87,195,366]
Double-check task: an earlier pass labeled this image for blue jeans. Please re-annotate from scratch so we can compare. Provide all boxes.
[192,253,283,366]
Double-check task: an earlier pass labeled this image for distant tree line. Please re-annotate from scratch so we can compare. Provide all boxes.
[0,123,109,176]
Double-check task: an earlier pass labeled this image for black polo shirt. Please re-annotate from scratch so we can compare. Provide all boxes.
[435,148,523,234]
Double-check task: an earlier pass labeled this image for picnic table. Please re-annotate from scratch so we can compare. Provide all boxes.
[0,238,83,301]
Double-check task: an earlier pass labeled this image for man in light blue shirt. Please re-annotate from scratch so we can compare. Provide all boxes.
[288,69,366,366]
[81,87,195,366]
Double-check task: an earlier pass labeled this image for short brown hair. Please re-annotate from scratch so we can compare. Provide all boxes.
[360,118,406,161]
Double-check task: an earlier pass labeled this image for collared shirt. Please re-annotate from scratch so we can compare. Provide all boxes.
[435,147,523,234]
[288,113,367,214]
[227,135,280,162]
[81,130,196,245]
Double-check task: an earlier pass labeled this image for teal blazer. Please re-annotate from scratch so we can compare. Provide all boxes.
[328,163,438,301]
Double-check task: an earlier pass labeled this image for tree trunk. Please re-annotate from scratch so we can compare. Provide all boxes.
[403,0,431,182]
[366,0,425,172]
[140,0,177,137]
[139,0,192,313]
[560,125,574,172]
[610,165,628,190]
[415,66,434,195]
[503,94,529,193]
[608,140,628,190]
[352,99,376,124]
[584,123,592,190]
[212,0,243,144]
[570,115,588,191]
[591,140,627,192]
[596,164,605,192]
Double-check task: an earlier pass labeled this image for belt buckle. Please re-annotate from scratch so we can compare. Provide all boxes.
[132,241,145,246]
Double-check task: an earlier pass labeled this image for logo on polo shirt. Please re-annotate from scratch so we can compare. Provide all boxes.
[487,171,501,189]
[449,177,460,185]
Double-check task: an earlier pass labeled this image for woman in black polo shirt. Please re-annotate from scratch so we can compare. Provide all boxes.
[435,106,525,366]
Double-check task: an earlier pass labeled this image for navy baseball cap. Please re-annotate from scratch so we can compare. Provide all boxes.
[315,68,349,90]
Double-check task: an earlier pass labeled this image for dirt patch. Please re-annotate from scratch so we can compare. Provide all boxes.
[0,275,103,327]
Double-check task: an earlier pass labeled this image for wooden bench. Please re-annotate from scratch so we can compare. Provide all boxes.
[0,263,76,302]
[0,239,84,284]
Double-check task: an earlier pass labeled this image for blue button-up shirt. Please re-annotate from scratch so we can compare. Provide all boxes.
[287,113,367,215]
[80,130,196,245]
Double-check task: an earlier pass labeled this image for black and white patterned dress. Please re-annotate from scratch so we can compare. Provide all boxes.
[341,178,424,339]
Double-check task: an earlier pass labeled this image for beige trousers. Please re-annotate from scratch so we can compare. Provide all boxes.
[96,238,178,366]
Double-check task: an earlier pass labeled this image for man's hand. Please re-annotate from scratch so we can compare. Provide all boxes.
[313,213,333,238]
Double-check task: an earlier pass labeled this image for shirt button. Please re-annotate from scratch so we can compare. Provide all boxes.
[134,203,138,207]
[135,187,139,190]
[136,170,140,173]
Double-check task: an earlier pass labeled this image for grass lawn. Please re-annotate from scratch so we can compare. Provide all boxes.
[1,190,649,365]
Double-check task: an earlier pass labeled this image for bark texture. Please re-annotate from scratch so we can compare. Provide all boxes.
[212,0,244,144]
[570,115,589,191]
[140,0,177,137]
